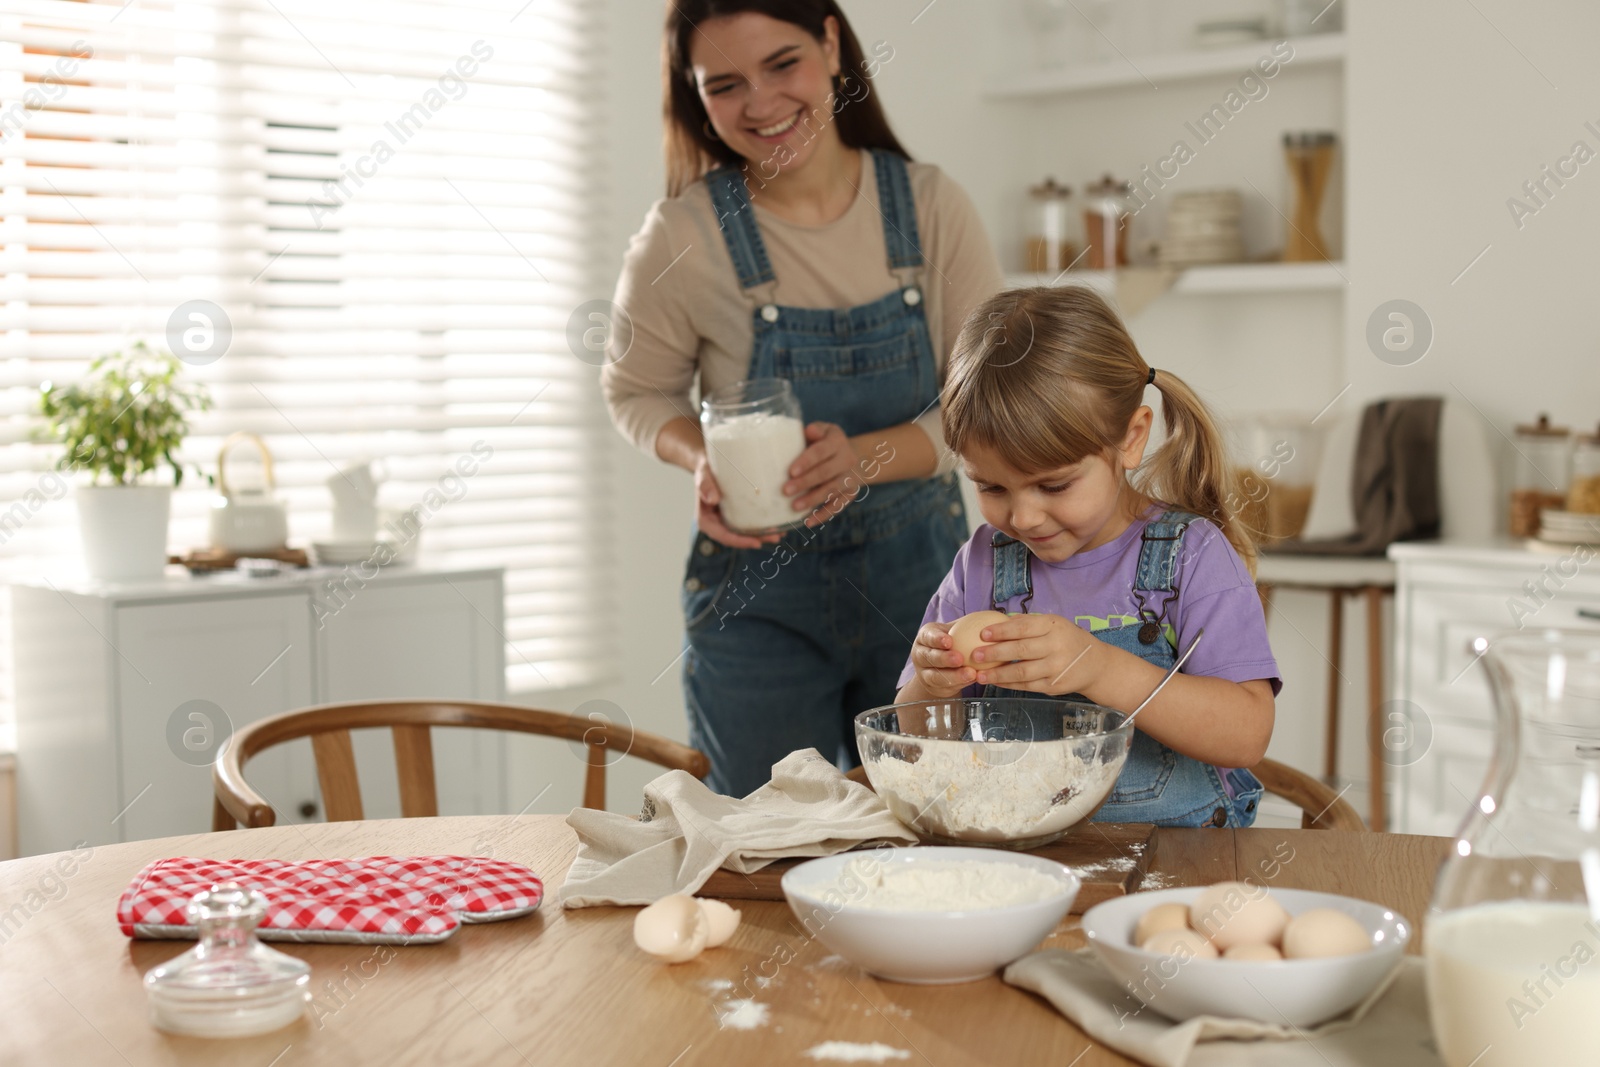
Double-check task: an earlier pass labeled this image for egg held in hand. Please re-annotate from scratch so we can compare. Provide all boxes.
[948,610,1009,665]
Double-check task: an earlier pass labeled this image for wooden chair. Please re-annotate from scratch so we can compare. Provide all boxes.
[845,757,1365,832]
[1250,757,1365,831]
[213,700,710,830]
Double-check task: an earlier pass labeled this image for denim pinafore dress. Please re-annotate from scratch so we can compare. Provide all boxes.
[985,511,1264,827]
[680,150,968,798]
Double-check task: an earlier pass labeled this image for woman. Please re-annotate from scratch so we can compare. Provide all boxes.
[601,0,1001,796]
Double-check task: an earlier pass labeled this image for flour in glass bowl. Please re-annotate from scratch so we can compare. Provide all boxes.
[866,735,1122,842]
[813,855,1068,911]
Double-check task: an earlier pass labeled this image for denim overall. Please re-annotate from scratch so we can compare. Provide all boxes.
[681,150,968,797]
[985,510,1263,827]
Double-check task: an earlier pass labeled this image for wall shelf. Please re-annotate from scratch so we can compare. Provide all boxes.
[987,33,1345,100]
[1004,261,1346,297]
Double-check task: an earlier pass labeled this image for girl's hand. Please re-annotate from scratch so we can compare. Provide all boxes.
[785,422,865,527]
[970,614,1103,696]
[694,457,781,549]
[908,621,975,699]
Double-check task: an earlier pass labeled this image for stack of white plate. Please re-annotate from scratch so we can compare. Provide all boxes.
[1538,509,1600,546]
[1160,190,1244,267]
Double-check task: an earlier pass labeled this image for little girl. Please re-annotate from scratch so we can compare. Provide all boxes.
[897,286,1278,828]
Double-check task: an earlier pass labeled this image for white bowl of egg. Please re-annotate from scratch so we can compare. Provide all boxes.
[781,847,1081,984]
[1082,883,1410,1027]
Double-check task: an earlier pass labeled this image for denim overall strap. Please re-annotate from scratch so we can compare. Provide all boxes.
[705,166,776,291]
[873,149,923,271]
[989,532,1033,613]
[1131,509,1199,645]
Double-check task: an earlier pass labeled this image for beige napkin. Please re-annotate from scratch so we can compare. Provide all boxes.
[1004,949,1440,1067]
[558,749,918,908]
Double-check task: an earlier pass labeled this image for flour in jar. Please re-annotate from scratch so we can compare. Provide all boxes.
[866,736,1121,841]
[704,410,805,532]
[808,856,1068,911]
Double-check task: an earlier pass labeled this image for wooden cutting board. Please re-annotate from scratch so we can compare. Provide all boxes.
[697,823,1158,914]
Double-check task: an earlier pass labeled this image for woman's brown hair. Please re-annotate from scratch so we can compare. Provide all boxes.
[942,286,1257,574]
[662,0,910,197]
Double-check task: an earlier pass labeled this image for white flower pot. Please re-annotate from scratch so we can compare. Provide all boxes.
[75,485,173,581]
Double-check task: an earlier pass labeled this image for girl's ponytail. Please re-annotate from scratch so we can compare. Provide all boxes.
[1138,369,1258,576]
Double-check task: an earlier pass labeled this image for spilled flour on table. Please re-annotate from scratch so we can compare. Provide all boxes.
[803,1042,910,1062]
[701,978,733,993]
[716,998,769,1030]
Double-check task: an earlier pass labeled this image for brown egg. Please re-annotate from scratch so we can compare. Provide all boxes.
[1189,881,1290,950]
[948,610,1009,664]
[1141,928,1219,959]
[1282,909,1371,959]
[1133,902,1191,947]
[1223,942,1284,961]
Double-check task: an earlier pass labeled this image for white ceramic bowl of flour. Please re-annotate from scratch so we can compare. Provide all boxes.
[856,697,1134,849]
[782,847,1081,984]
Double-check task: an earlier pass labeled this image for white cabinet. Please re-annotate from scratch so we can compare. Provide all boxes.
[1389,542,1600,836]
[10,564,505,856]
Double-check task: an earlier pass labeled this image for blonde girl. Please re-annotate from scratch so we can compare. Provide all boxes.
[897,286,1278,827]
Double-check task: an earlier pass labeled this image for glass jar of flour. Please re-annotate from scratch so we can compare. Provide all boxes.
[701,378,807,534]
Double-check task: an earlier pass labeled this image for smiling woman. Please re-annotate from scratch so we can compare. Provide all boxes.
[600,1,1003,796]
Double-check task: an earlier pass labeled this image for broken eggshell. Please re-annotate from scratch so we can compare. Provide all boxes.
[633,896,742,962]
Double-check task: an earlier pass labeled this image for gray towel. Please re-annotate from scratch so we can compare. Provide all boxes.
[1272,395,1443,556]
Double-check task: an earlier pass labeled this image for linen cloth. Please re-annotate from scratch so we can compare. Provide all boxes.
[1004,948,1439,1067]
[558,749,917,908]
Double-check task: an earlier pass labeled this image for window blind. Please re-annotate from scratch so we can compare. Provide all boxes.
[0,0,614,709]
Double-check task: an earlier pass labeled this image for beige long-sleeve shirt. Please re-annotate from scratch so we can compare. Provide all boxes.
[600,151,1003,474]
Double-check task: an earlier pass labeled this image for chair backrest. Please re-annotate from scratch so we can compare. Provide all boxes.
[213,700,710,830]
[1250,757,1366,831]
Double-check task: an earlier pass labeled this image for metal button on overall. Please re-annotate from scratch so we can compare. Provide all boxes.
[685,577,703,592]
[902,287,921,306]
[698,540,717,556]
[948,502,962,517]
[760,304,779,323]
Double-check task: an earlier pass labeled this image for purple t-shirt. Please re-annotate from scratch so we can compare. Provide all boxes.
[897,510,1281,696]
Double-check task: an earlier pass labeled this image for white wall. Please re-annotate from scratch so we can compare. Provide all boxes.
[509,0,1600,820]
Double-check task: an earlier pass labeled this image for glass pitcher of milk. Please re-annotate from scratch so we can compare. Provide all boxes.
[1425,629,1600,1067]
[701,378,807,534]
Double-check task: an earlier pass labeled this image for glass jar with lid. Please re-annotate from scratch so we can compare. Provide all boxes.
[1082,174,1132,270]
[1508,414,1570,538]
[1025,178,1075,275]
[1568,423,1600,516]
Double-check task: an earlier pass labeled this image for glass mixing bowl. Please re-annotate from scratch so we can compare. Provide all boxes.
[855,697,1134,850]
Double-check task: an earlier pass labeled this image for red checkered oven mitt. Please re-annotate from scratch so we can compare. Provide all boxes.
[118,856,544,945]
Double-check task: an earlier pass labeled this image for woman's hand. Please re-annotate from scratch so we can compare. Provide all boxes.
[969,614,1104,696]
[694,457,781,549]
[785,422,865,527]
[905,621,976,700]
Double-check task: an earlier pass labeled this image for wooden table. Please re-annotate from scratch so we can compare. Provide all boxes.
[1255,553,1397,830]
[0,816,1448,1066]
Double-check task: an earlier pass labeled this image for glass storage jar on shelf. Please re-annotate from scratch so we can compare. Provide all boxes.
[1568,423,1600,516]
[1425,629,1600,1067]
[1082,174,1132,270]
[1508,414,1570,538]
[1024,178,1075,275]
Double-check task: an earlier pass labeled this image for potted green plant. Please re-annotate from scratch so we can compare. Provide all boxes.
[36,342,211,580]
